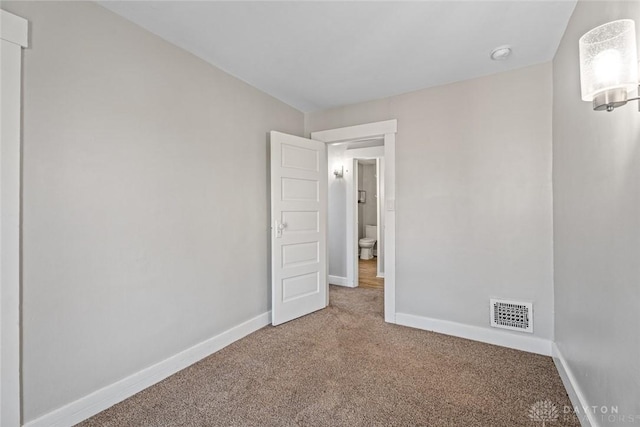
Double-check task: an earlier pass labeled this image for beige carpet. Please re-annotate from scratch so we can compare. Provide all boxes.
[80,286,579,426]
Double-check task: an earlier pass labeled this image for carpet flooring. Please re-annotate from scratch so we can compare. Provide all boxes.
[80,286,579,426]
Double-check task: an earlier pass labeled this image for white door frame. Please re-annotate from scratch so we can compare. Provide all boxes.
[345,146,384,289]
[311,120,397,323]
[376,158,384,278]
[1,9,29,426]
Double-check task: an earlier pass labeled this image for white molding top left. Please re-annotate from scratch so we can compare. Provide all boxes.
[1,9,29,47]
[1,9,28,427]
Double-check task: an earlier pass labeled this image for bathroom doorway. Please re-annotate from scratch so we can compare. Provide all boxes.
[311,119,397,323]
[355,158,384,290]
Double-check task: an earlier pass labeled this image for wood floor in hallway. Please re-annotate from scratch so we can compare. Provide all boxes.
[358,258,384,290]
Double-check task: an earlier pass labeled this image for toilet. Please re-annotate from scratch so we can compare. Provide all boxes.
[359,225,377,260]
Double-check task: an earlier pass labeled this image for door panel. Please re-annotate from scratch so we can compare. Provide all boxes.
[281,144,319,171]
[281,211,319,233]
[282,242,319,268]
[281,178,319,201]
[282,272,319,301]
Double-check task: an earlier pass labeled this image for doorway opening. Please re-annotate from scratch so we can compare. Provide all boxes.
[355,157,383,290]
[311,120,397,323]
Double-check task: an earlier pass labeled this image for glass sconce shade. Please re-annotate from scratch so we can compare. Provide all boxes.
[579,19,638,103]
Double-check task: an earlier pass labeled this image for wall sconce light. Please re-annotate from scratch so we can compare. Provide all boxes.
[579,19,639,112]
[333,166,344,178]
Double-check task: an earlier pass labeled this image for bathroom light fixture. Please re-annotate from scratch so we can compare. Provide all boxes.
[579,19,639,112]
[490,45,512,61]
[333,166,344,178]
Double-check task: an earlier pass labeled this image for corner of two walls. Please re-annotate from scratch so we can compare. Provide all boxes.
[307,62,556,355]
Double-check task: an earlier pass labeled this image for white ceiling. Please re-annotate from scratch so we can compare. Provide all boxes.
[99,1,577,113]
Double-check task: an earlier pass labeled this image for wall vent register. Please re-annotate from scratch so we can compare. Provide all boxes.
[490,298,533,333]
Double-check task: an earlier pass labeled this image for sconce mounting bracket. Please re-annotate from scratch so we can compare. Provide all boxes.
[593,85,640,112]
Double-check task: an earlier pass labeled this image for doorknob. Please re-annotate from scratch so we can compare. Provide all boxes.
[275,221,287,238]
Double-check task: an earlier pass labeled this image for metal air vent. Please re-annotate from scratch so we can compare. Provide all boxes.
[490,298,533,333]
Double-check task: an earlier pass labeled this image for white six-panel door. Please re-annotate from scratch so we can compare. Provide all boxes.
[270,131,327,326]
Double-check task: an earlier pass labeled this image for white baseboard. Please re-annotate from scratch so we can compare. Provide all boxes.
[395,312,552,356]
[328,275,354,287]
[24,311,272,427]
[552,343,597,427]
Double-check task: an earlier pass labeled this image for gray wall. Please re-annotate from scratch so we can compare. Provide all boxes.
[307,63,554,340]
[360,163,378,237]
[1,1,303,422]
[358,162,365,239]
[327,144,348,278]
[553,0,640,421]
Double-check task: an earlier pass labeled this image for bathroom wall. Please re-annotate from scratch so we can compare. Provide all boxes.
[361,162,378,235]
[552,0,640,421]
[1,1,304,422]
[358,162,365,239]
